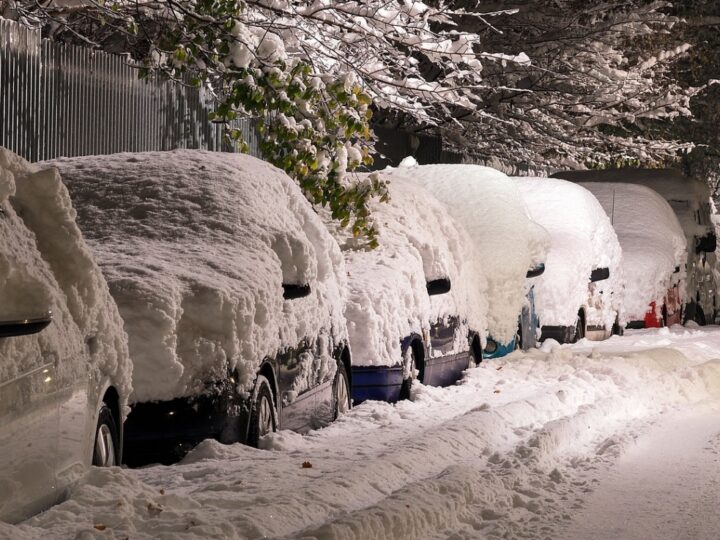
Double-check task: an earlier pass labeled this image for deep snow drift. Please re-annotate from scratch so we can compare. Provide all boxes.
[329,175,488,367]
[46,151,348,403]
[515,177,622,330]
[7,325,720,539]
[0,148,132,412]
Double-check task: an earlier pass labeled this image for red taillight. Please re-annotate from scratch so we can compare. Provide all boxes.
[644,301,662,328]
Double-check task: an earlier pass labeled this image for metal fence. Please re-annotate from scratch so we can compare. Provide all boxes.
[0,18,260,162]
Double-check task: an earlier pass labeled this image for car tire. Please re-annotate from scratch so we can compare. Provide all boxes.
[399,346,416,401]
[332,362,351,420]
[247,375,276,447]
[573,316,585,343]
[612,316,624,336]
[514,321,523,351]
[92,404,119,467]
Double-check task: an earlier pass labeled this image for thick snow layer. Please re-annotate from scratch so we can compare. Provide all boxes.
[45,150,348,403]
[0,148,132,413]
[329,175,488,367]
[514,177,622,329]
[9,326,720,539]
[579,182,686,321]
[554,168,713,239]
[384,162,549,343]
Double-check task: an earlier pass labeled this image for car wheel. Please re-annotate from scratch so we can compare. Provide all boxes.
[612,316,624,336]
[514,321,523,351]
[573,316,585,343]
[332,362,351,420]
[247,375,276,447]
[92,405,119,467]
[399,346,416,401]
[469,335,483,367]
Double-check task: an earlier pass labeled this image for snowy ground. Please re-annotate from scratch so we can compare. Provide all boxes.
[5,325,720,540]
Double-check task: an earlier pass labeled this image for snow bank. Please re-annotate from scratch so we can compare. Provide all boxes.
[0,147,132,413]
[514,177,622,329]
[45,150,347,403]
[13,326,720,539]
[579,182,686,321]
[329,175,488,367]
[384,162,549,343]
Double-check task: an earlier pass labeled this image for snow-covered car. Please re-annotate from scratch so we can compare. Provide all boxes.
[554,168,716,324]
[576,182,686,328]
[332,175,488,403]
[0,149,131,523]
[383,161,549,359]
[514,177,623,342]
[46,150,351,466]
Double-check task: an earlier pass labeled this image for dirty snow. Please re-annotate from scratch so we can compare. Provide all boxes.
[329,175,488,367]
[44,150,347,403]
[0,147,132,413]
[515,177,622,329]
[383,161,549,343]
[579,182,687,323]
[7,324,720,539]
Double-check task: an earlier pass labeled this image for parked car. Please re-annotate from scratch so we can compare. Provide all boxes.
[514,177,623,342]
[47,150,351,466]
[554,168,716,324]
[384,161,549,359]
[0,148,131,523]
[332,174,488,404]
[575,182,686,328]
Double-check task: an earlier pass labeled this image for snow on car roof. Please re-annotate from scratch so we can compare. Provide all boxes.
[0,147,132,414]
[382,161,549,344]
[514,177,622,329]
[45,150,348,403]
[578,182,687,321]
[329,175,488,367]
[553,168,713,236]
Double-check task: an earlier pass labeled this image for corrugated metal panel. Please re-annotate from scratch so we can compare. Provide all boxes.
[0,18,260,161]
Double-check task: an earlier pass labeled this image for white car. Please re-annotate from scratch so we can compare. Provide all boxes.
[332,174,488,403]
[514,177,623,342]
[383,161,549,358]
[577,182,687,328]
[0,148,131,523]
[48,150,351,466]
[554,168,716,324]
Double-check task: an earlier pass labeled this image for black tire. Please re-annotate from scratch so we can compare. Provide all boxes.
[247,375,276,447]
[573,315,585,343]
[612,316,624,336]
[398,347,416,401]
[470,336,483,367]
[332,362,351,420]
[92,404,119,467]
[514,321,523,351]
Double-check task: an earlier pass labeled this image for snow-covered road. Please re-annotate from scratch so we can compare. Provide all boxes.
[562,404,720,540]
[4,326,720,540]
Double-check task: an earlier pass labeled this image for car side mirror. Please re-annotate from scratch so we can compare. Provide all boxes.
[590,267,610,282]
[282,284,311,300]
[427,278,451,296]
[526,264,545,279]
[0,311,53,339]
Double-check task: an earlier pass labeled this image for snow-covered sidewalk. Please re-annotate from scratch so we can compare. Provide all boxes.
[5,326,720,539]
